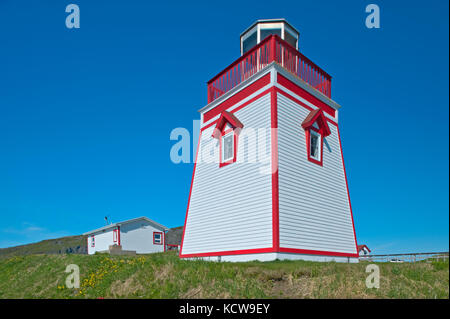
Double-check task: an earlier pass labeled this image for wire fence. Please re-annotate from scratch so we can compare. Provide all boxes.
[359,251,449,263]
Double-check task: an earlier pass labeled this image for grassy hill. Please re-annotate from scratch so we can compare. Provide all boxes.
[0,251,448,298]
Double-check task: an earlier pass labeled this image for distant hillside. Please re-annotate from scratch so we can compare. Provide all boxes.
[166,226,183,246]
[0,235,87,258]
[0,227,184,258]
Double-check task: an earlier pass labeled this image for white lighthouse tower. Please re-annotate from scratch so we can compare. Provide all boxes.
[180,19,358,262]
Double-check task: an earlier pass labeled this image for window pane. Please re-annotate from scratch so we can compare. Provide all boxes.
[284,31,297,48]
[243,32,257,54]
[310,133,319,158]
[260,28,281,41]
[222,134,234,161]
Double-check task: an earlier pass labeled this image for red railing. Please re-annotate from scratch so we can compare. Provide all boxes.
[207,35,332,103]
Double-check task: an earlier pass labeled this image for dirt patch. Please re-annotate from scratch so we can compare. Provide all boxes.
[153,262,174,281]
[181,286,204,299]
[109,273,143,298]
[270,276,315,298]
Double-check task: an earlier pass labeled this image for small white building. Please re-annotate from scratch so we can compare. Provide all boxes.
[84,216,168,255]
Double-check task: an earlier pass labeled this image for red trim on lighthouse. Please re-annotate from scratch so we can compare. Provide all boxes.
[277,74,336,117]
[276,88,338,126]
[201,89,272,132]
[203,73,271,123]
[271,88,280,252]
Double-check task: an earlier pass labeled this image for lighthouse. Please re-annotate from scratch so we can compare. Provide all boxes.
[180,19,358,262]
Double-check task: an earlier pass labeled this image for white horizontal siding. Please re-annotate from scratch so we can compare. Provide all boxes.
[182,94,273,255]
[120,220,165,254]
[277,94,357,254]
[87,229,114,255]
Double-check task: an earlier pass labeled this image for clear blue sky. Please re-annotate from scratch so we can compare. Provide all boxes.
[0,0,448,254]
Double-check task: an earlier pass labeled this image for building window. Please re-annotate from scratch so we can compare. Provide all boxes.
[305,128,323,166]
[220,130,237,167]
[284,30,298,49]
[91,235,95,247]
[153,232,162,245]
[242,31,257,54]
[113,229,118,243]
[212,111,243,167]
[309,130,321,161]
[302,109,330,167]
[260,28,281,41]
[222,132,234,162]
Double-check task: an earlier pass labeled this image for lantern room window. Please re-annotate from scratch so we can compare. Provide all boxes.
[260,28,281,41]
[240,19,299,55]
[242,31,257,55]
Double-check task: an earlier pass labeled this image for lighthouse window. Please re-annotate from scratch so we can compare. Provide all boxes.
[260,28,281,41]
[222,132,234,162]
[242,31,257,54]
[310,130,321,161]
[284,30,297,48]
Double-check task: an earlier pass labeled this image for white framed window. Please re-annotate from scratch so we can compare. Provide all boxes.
[153,232,162,245]
[309,130,321,161]
[221,132,234,162]
[91,235,95,247]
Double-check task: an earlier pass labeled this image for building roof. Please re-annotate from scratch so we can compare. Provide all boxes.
[357,244,371,253]
[301,108,331,137]
[212,111,244,139]
[83,216,168,235]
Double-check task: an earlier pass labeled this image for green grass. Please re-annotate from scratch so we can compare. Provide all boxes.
[0,252,448,299]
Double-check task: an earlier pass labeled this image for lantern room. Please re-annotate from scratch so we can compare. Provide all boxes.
[240,19,300,55]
